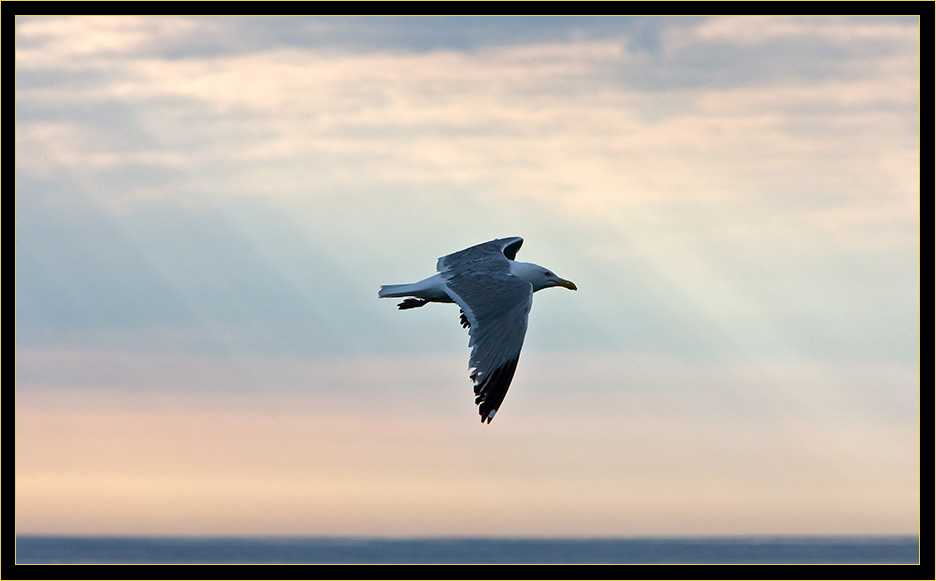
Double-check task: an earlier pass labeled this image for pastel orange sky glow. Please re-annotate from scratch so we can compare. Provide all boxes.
[16,16,919,537]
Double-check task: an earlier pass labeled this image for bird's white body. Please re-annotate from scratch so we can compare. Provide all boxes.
[378,261,572,302]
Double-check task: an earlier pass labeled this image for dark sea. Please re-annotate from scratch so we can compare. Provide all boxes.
[14,535,919,564]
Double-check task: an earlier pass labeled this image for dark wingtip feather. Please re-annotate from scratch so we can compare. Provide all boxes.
[502,238,523,261]
[473,358,519,424]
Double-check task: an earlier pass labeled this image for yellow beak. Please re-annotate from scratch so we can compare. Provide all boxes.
[556,278,577,291]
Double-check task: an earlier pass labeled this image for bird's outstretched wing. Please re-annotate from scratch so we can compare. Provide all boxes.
[437,237,531,423]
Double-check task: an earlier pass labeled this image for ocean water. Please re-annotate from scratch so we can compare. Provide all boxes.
[15,535,919,564]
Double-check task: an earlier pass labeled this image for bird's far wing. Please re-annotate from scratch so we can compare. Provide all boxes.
[436,237,523,272]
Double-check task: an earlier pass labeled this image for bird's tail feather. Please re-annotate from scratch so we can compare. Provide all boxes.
[378,283,419,298]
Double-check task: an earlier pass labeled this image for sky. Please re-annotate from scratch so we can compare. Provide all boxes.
[15,16,920,537]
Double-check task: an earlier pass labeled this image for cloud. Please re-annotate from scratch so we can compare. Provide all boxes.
[689,15,919,47]
[16,17,920,364]
[16,17,917,221]
[16,122,185,178]
[15,16,202,67]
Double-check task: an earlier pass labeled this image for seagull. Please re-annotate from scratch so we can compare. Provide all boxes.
[379,237,577,423]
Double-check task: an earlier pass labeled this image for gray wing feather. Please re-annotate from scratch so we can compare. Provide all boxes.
[437,237,531,422]
[437,236,523,272]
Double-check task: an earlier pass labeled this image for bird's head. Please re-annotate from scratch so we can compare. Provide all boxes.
[511,261,577,293]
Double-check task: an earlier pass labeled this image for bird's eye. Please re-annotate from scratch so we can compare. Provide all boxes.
[544,272,553,277]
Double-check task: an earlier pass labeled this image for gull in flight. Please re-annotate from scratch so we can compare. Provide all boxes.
[379,237,577,423]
